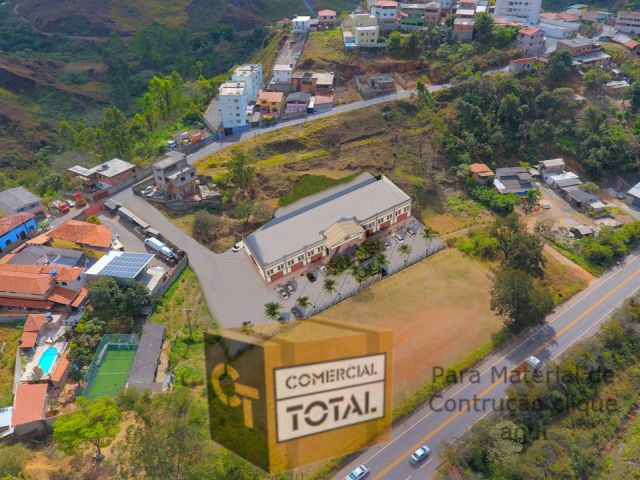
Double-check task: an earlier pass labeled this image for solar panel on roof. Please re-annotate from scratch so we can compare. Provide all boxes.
[98,252,154,279]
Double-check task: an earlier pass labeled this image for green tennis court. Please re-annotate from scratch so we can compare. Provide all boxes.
[84,347,136,398]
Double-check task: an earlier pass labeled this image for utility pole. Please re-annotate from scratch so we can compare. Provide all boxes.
[183,308,193,337]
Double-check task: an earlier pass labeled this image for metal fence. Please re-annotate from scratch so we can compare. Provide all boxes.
[82,334,139,395]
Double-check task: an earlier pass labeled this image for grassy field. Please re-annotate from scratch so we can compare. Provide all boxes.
[279,172,361,206]
[151,266,218,388]
[298,29,349,70]
[317,248,501,400]
[0,322,23,407]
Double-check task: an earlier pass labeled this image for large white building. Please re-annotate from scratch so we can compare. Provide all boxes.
[615,10,640,35]
[218,82,249,132]
[231,64,263,103]
[493,0,541,25]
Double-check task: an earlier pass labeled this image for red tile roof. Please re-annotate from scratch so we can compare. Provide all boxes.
[0,270,53,295]
[469,163,495,176]
[318,9,336,16]
[258,91,285,103]
[48,287,81,306]
[70,287,88,308]
[519,26,541,36]
[20,331,38,348]
[43,220,112,249]
[0,264,83,282]
[0,298,53,309]
[315,92,334,104]
[12,383,48,427]
[24,314,47,332]
[0,213,35,237]
[372,1,398,7]
[52,352,70,383]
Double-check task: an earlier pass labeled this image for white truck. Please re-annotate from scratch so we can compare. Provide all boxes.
[144,237,176,259]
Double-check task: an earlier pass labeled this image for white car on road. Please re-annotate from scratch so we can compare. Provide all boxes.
[409,445,431,464]
[344,465,369,480]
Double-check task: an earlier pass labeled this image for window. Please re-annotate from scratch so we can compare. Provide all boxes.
[5,240,10,246]
[191,172,195,177]
[61,281,68,286]
[297,255,303,261]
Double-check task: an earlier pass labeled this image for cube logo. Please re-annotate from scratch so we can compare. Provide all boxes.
[205,318,393,472]
[275,354,386,441]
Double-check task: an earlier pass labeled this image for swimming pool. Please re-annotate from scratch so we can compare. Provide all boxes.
[37,347,58,374]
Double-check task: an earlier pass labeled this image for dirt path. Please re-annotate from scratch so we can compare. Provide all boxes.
[543,243,594,283]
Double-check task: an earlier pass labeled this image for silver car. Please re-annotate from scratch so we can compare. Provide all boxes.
[409,445,431,464]
[344,464,369,480]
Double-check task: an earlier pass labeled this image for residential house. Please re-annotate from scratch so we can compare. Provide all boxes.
[605,80,630,95]
[469,163,495,185]
[626,182,640,208]
[231,64,263,103]
[0,187,43,218]
[257,91,285,116]
[152,151,198,200]
[291,72,335,95]
[546,171,581,189]
[453,18,475,41]
[218,82,249,133]
[244,173,411,283]
[557,38,611,65]
[566,189,604,213]
[0,245,86,268]
[285,92,312,116]
[312,92,335,113]
[538,12,579,38]
[492,0,541,25]
[68,158,139,202]
[0,264,87,311]
[293,15,312,35]
[615,10,640,35]
[342,13,380,47]
[509,56,547,73]
[571,224,595,238]
[29,219,113,259]
[356,74,396,98]
[538,158,565,180]
[0,213,38,254]
[11,383,48,436]
[424,2,442,24]
[399,3,431,29]
[518,26,546,56]
[318,9,338,28]
[494,167,534,195]
[269,64,293,91]
[608,33,640,52]
[371,1,400,30]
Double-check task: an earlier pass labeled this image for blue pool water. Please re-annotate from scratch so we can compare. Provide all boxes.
[37,347,58,374]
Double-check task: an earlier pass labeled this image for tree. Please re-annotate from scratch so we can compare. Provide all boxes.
[296,296,310,310]
[234,201,254,231]
[388,31,402,53]
[241,320,254,335]
[491,214,545,278]
[628,80,640,113]
[422,226,435,251]
[546,50,573,84]
[474,12,494,43]
[264,302,282,321]
[88,277,148,332]
[0,444,29,478]
[584,67,609,91]
[490,269,554,332]
[54,396,121,460]
[192,210,220,244]
[323,278,337,297]
[398,243,412,264]
[580,181,599,194]
[228,150,254,194]
[487,420,524,473]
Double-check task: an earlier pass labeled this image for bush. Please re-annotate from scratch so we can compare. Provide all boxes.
[469,184,518,215]
[326,255,352,276]
[458,230,499,259]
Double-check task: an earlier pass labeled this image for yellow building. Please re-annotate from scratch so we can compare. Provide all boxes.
[205,317,393,472]
[29,219,113,259]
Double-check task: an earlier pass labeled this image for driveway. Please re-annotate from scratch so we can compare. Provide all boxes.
[111,188,443,328]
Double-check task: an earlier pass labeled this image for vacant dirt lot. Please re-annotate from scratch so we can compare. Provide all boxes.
[317,248,501,401]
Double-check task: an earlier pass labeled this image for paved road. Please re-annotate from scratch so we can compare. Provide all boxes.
[335,253,640,480]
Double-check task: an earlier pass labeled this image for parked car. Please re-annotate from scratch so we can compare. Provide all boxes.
[142,185,153,196]
[525,355,544,375]
[144,237,177,259]
[232,241,244,252]
[406,226,416,236]
[66,199,76,208]
[306,271,317,283]
[278,288,289,300]
[409,445,431,464]
[290,306,303,319]
[286,282,295,294]
[344,465,369,480]
[167,140,177,149]
[392,232,404,243]
[383,239,391,249]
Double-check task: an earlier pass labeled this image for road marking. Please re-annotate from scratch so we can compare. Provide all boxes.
[370,266,640,480]
[355,257,640,468]
[420,458,434,469]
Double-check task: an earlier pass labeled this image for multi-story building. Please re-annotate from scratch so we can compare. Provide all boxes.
[290,71,335,95]
[615,10,640,35]
[424,2,442,24]
[257,91,285,116]
[244,174,412,283]
[342,13,380,47]
[556,38,610,65]
[453,18,475,41]
[517,25,546,56]
[399,3,431,29]
[318,9,337,28]
[0,213,38,254]
[492,0,541,25]
[371,1,400,30]
[0,187,43,218]
[68,158,139,201]
[152,151,198,200]
[29,219,113,259]
[292,15,311,35]
[218,82,249,133]
[231,64,263,103]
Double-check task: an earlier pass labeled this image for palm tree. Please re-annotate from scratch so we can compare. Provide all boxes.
[296,296,311,310]
[399,243,412,265]
[264,302,283,322]
[241,321,254,335]
[323,278,337,297]
[422,226,436,254]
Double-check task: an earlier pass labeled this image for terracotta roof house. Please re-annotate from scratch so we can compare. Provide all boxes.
[469,163,495,184]
[318,9,337,28]
[11,383,48,428]
[257,91,285,116]
[29,219,113,259]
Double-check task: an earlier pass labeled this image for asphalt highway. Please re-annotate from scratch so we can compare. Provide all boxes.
[335,254,640,480]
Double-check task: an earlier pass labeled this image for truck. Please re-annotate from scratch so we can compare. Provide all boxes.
[144,237,177,259]
[52,200,70,214]
[524,356,544,375]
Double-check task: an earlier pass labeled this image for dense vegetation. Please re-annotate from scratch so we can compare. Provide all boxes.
[440,297,640,479]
